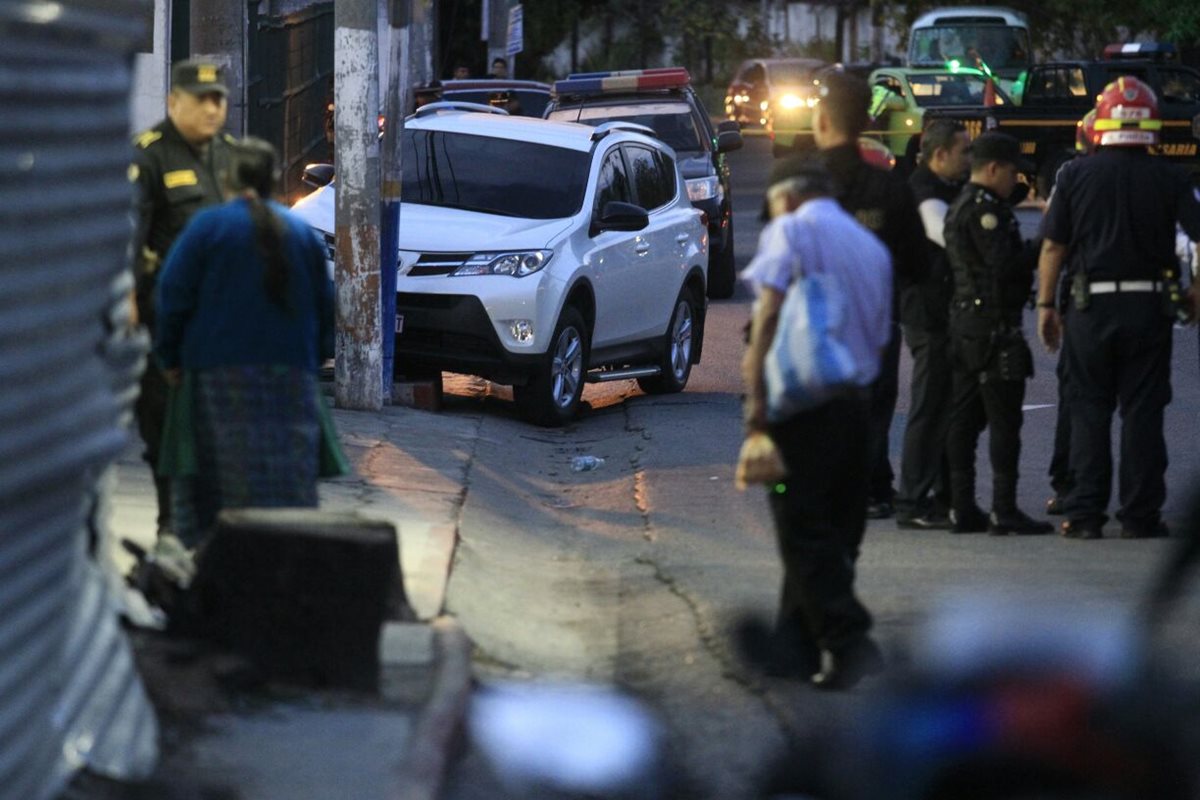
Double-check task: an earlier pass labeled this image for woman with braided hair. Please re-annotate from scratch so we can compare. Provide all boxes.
[154,136,345,550]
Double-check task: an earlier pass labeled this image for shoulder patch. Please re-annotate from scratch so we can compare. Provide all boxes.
[979,212,999,231]
[134,129,162,149]
[855,208,885,232]
[127,163,139,183]
[222,132,236,144]
[163,169,198,189]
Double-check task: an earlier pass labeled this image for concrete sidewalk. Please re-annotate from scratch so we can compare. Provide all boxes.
[84,402,479,800]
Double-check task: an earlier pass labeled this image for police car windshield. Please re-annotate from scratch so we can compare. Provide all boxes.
[401,129,588,218]
[907,73,1006,107]
[547,102,704,154]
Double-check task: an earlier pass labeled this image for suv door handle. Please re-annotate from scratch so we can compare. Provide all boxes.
[635,242,651,254]
[675,233,690,243]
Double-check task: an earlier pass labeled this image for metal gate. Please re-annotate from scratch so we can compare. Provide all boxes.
[247,2,336,203]
[0,1,158,797]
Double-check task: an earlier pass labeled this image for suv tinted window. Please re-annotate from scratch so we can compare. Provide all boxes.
[402,129,589,219]
[625,145,674,210]
[595,148,632,212]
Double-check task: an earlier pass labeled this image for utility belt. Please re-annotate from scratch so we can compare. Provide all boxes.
[1070,271,1189,322]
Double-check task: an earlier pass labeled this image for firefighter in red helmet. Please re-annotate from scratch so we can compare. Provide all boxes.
[1036,76,1200,540]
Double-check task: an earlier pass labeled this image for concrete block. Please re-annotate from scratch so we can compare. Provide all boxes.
[392,377,442,411]
[193,509,412,691]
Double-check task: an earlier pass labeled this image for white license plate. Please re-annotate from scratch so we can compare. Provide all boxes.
[395,313,404,334]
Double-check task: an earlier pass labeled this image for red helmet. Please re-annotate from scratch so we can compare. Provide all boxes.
[1093,76,1160,147]
[1075,109,1098,154]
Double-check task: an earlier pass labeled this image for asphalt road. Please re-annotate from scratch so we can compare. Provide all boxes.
[440,134,1200,799]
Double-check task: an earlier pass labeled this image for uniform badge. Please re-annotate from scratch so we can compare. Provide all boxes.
[163,169,198,189]
[979,212,999,230]
[127,164,139,183]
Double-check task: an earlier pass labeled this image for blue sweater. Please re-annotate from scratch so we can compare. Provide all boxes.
[155,198,334,372]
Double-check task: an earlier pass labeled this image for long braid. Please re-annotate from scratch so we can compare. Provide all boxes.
[229,137,290,312]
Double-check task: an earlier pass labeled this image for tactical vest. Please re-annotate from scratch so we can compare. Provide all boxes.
[944,184,1025,326]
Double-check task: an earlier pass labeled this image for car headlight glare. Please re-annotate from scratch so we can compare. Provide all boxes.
[452,249,553,277]
[686,176,722,203]
[779,94,804,110]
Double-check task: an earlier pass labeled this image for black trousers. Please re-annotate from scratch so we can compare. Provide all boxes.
[946,369,1025,512]
[897,326,952,510]
[1049,349,1073,496]
[135,361,172,531]
[867,324,902,502]
[1062,296,1172,528]
[767,391,873,656]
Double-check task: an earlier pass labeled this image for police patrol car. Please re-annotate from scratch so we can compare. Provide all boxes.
[290,102,709,426]
[544,68,743,299]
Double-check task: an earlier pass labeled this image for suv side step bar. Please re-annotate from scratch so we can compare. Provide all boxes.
[586,366,660,383]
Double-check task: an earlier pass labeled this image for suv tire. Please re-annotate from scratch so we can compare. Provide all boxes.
[515,305,588,427]
[638,287,697,395]
[707,218,736,299]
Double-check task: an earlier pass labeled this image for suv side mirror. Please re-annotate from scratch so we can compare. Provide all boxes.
[302,163,335,189]
[592,201,649,235]
[716,129,743,153]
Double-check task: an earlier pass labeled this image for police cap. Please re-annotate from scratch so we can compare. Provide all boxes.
[171,59,228,97]
[969,131,1033,172]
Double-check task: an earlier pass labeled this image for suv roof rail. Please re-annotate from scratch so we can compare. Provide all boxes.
[412,100,510,119]
[590,120,660,142]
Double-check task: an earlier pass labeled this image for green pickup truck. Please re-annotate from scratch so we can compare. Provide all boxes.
[922,46,1200,196]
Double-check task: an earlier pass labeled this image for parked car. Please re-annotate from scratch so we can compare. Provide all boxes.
[290,102,709,426]
[725,57,827,129]
[546,67,742,299]
[866,65,1014,172]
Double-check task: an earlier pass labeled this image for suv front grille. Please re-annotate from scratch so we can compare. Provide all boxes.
[407,252,474,276]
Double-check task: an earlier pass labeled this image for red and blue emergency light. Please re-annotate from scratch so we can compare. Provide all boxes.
[553,67,691,97]
[1102,42,1177,60]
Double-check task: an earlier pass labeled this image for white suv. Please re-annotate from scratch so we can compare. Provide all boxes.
[291,103,708,426]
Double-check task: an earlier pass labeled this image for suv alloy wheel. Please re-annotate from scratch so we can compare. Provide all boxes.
[638,287,696,394]
[514,305,589,426]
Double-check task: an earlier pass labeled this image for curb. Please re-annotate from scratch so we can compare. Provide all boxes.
[393,616,474,800]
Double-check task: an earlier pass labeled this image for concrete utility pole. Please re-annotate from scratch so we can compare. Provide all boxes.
[191,0,245,134]
[335,0,384,411]
[487,0,510,77]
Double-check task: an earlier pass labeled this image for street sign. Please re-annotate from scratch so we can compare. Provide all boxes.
[506,4,523,57]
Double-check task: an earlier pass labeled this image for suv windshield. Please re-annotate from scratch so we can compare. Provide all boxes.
[766,62,820,85]
[402,129,588,218]
[909,26,1031,74]
[548,101,704,154]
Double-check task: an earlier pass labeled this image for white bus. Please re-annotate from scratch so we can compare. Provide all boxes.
[908,6,1031,89]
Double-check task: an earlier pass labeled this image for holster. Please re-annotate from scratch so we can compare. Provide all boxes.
[988,331,1034,382]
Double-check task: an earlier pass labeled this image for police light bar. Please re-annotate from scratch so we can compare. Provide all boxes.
[554,67,691,97]
[1103,42,1176,60]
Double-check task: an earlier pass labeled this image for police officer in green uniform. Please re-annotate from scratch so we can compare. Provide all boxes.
[944,132,1052,535]
[129,59,233,538]
[812,70,929,518]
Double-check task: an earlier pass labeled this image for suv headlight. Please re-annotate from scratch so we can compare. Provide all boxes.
[452,250,553,277]
[686,176,723,204]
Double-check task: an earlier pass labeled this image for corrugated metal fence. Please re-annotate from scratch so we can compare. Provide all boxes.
[0,2,158,798]
[247,1,336,203]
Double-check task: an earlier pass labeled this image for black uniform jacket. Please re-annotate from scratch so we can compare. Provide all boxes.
[944,182,1036,328]
[129,119,232,324]
[819,143,929,320]
[1043,148,1200,282]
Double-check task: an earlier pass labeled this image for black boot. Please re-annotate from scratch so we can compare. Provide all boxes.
[950,470,988,533]
[990,474,1052,535]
